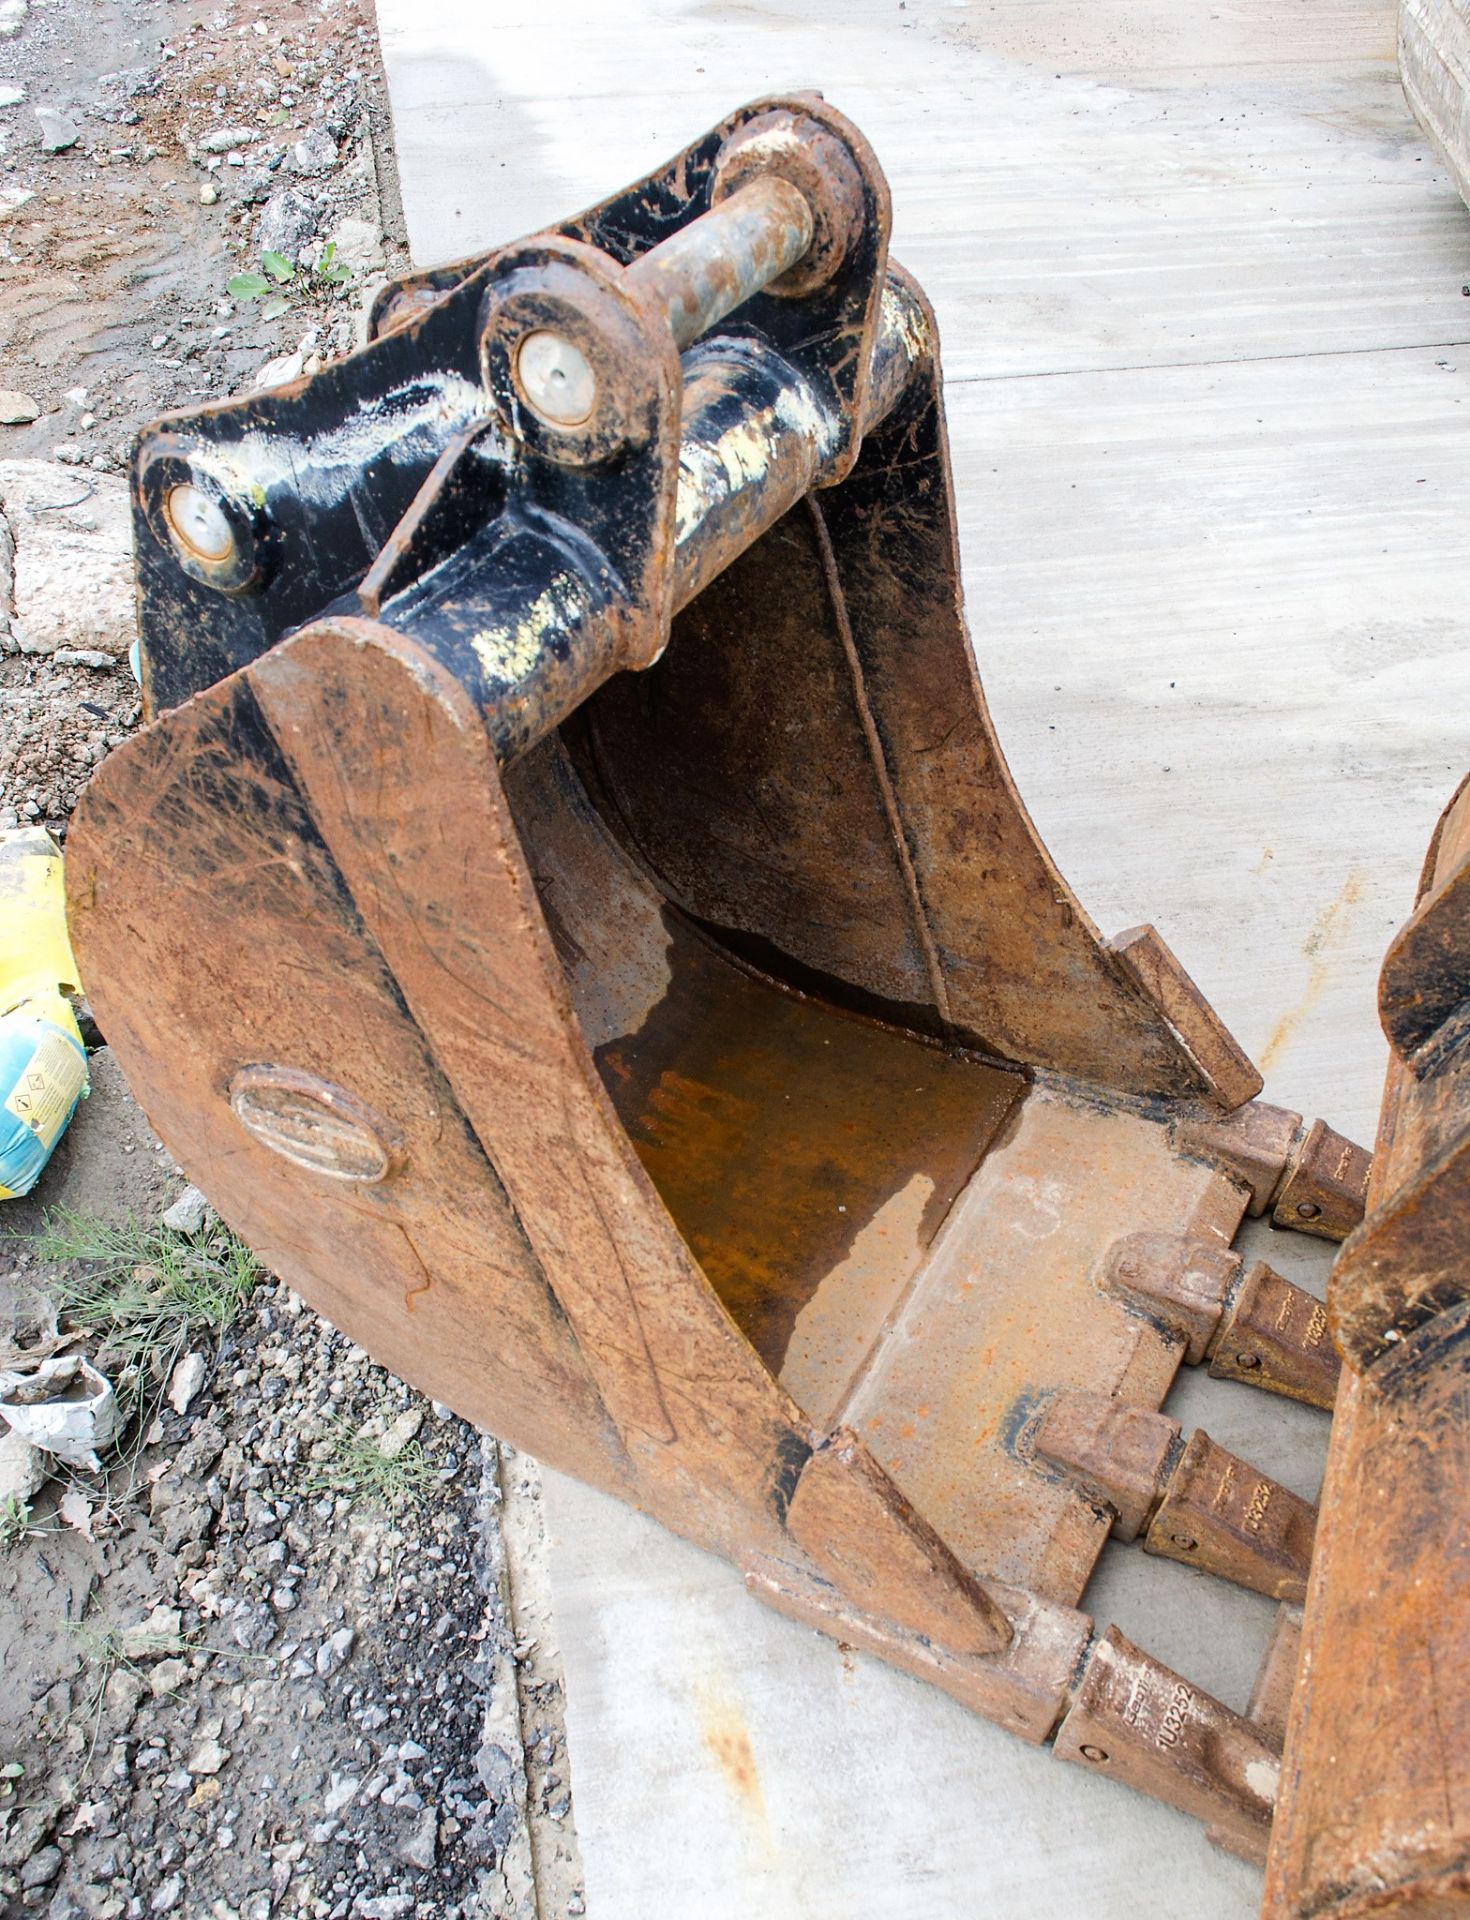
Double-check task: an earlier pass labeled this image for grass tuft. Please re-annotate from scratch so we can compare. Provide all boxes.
[27,1206,260,1364]
[303,1410,435,1512]
[15,1207,263,1487]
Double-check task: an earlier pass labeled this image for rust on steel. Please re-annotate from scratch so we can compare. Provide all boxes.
[68,97,1370,1857]
[624,173,815,349]
[1099,1231,1341,1409]
[1034,1391,1316,1602]
[1267,769,1470,1920]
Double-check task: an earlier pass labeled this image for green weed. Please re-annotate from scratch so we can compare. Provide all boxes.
[228,241,352,318]
[0,1495,31,1550]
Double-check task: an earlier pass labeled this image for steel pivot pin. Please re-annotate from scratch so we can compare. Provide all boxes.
[516,329,597,427]
[165,481,235,564]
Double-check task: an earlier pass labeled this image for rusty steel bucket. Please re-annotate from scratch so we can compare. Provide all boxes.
[66,98,1371,1858]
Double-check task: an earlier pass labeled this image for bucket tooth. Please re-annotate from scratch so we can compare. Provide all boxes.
[1099,1234,1339,1408]
[1178,1103,1370,1241]
[1207,1261,1340,1409]
[1144,1432,1315,1605]
[1054,1627,1278,1865]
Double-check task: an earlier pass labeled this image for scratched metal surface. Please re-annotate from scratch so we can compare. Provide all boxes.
[376,0,1470,1912]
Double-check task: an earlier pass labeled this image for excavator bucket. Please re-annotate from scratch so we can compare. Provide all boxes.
[1265,773,1470,1917]
[66,99,1370,1856]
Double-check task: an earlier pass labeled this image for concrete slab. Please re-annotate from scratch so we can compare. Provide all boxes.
[376,1,1470,1911]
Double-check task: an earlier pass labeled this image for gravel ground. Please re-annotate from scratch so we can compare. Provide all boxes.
[0,2,583,1915]
[2,1083,580,1918]
[0,0,411,839]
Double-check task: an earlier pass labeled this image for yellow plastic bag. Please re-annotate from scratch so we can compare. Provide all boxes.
[0,828,88,1199]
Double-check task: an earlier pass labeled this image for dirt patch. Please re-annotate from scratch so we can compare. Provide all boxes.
[0,0,410,842]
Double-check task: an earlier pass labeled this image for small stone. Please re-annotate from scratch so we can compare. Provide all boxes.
[0,389,38,423]
[104,1667,146,1716]
[253,344,309,392]
[0,1427,46,1505]
[51,647,114,669]
[244,1488,279,1536]
[398,1805,437,1871]
[158,1496,211,1557]
[288,127,337,176]
[199,181,218,205]
[354,1898,413,1920]
[162,1184,209,1235]
[20,1845,62,1888]
[150,1873,182,1913]
[195,125,259,154]
[0,0,27,40]
[0,82,23,106]
[322,1772,360,1816]
[396,1740,427,1763]
[148,1658,189,1697]
[35,105,78,152]
[375,1407,423,1461]
[316,1625,355,1677]
[119,1605,182,1661]
[52,442,82,465]
[326,214,381,272]
[256,185,316,264]
[187,1738,227,1776]
[166,1350,207,1415]
[229,1600,278,1652]
[0,457,135,657]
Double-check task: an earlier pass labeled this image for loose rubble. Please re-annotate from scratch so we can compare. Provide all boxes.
[1,1054,582,1916]
[0,0,584,1914]
[0,0,412,843]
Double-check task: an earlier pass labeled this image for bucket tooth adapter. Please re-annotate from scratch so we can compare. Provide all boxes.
[67,98,1367,1851]
[1266,772,1470,1918]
